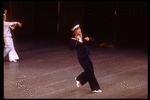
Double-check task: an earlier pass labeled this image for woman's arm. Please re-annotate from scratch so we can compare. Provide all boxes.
[4,22,22,27]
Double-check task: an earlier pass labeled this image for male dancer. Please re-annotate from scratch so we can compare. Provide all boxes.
[69,24,102,93]
[3,10,22,62]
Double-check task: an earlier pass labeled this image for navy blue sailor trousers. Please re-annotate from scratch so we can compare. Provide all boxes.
[77,49,100,91]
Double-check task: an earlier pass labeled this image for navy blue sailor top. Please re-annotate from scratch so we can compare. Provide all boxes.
[69,33,95,59]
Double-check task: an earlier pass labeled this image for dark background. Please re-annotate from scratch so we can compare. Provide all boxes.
[2,1,148,49]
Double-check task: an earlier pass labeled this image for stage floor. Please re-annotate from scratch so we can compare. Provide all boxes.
[4,40,148,99]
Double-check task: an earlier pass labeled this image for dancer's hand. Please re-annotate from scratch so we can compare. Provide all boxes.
[75,35,80,41]
[17,22,22,27]
[85,37,90,41]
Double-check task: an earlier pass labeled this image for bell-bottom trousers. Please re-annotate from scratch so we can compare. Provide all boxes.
[4,36,19,61]
[76,56,100,91]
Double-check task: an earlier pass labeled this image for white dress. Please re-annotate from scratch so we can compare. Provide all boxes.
[3,21,19,62]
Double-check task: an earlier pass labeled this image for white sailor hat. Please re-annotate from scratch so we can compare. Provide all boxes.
[71,24,80,31]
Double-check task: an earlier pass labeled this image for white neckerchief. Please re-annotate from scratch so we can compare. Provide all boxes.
[71,33,83,43]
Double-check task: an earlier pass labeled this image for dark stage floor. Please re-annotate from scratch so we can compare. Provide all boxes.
[3,38,148,99]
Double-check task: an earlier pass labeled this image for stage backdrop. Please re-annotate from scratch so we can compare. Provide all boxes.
[2,1,148,48]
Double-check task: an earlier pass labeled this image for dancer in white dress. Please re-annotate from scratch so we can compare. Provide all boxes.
[3,10,22,62]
